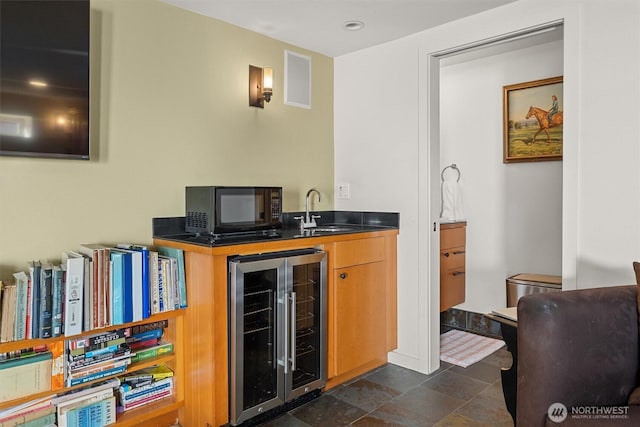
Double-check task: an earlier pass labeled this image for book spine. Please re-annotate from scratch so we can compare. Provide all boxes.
[28,262,41,339]
[130,341,173,363]
[69,337,126,357]
[119,377,172,398]
[51,266,64,337]
[103,248,111,328]
[67,359,129,380]
[149,251,160,315]
[63,256,84,337]
[12,272,29,341]
[68,328,127,351]
[0,405,55,427]
[14,412,56,427]
[127,319,168,335]
[125,328,163,344]
[139,248,151,319]
[38,267,53,339]
[69,349,130,370]
[121,387,172,411]
[49,340,65,391]
[70,342,127,361]
[82,256,92,332]
[67,364,127,387]
[25,275,33,340]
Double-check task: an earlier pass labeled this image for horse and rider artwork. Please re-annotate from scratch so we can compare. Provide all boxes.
[503,76,563,163]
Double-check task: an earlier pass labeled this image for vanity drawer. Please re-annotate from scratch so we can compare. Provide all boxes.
[333,237,385,268]
[441,224,466,249]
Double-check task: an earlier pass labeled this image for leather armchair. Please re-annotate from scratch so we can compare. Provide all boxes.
[517,285,640,426]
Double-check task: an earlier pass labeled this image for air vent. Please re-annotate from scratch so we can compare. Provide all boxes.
[186,211,208,232]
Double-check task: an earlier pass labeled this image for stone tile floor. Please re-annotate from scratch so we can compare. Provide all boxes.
[260,348,514,426]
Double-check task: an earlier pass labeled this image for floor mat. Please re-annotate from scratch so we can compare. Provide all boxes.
[440,329,505,368]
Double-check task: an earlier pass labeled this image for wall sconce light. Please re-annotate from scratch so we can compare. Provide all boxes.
[249,65,273,108]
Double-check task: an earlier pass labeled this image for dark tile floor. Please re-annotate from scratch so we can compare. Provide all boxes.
[260,348,514,426]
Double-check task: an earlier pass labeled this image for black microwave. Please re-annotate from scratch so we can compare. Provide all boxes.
[185,186,282,234]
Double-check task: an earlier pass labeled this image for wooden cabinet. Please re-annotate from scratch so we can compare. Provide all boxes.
[326,234,397,389]
[0,310,185,427]
[440,222,466,312]
[154,229,398,426]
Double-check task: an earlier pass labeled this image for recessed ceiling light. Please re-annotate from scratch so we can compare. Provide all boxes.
[343,20,364,31]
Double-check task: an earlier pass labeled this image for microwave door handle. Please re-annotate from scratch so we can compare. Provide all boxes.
[290,292,297,372]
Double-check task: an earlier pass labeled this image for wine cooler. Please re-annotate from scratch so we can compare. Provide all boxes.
[228,248,327,425]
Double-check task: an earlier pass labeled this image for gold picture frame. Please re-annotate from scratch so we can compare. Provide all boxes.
[503,76,563,163]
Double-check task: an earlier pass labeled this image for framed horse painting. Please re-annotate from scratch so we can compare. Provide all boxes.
[503,76,563,163]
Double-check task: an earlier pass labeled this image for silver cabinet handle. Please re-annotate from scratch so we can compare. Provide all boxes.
[283,292,289,375]
[290,292,297,372]
[339,273,347,279]
[452,271,465,276]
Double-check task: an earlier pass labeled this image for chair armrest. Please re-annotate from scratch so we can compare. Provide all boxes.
[517,285,638,427]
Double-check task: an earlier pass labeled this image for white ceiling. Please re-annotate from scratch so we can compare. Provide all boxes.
[161,0,518,57]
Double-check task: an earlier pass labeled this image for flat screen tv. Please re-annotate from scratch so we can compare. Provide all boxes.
[0,0,90,160]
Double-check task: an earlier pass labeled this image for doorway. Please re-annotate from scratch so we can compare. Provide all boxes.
[422,21,570,373]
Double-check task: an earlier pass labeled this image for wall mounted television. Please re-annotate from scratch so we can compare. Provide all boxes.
[0,0,90,160]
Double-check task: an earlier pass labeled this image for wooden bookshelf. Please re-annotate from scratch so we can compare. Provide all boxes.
[0,310,185,425]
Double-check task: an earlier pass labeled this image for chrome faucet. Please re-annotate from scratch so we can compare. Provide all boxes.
[296,188,321,229]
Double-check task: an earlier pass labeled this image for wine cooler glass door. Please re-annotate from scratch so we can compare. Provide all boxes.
[286,252,327,400]
[229,258,285,425]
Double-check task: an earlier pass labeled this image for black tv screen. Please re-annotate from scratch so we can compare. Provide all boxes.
[0,0,90,159]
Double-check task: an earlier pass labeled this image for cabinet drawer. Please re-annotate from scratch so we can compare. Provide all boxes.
[441,247,465,270]
[440,268,465,311]
[333,237,385,268]
[441,225,465,249]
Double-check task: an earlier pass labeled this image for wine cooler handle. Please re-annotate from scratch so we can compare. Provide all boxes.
[273,291,278,371]
[283,292,289,375]
[290,292,297,372]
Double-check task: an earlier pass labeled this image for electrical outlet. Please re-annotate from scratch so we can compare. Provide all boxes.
[336,183,350,199]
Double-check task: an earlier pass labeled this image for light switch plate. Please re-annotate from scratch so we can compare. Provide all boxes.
[336,183,350,199]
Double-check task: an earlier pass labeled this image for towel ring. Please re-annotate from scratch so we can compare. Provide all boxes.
[441,164,461,182]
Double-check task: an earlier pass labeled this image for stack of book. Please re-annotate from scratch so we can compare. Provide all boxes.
[124,320,173,364]
[117,364,174,412]
[66,330,131,387]
[53,378,119,427]
[0,396,55,427]
[0,347,52,402]
[0,245,187,343]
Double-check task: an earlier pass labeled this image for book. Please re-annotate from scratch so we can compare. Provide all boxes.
[130,340,173,363]
[149,250,160,315]
[156,246,187,309]
[49,340,65,391]
[69,347,131,370]
[0,282,17,343]
[62,252,86,336]
[69,343,130,362]
[67,363,127,387]
[113,247,143,322]
[117,244,151,319]
[0,350,51,370]
[57,388,115,427]
[125,328,163,345]
[0,396,52,419]
[38,264,53,339]
[67,358,130,381]
[0,353,51,401]
[51,265,64,337]
[120,364,173,384]
[0,405,55,427]
[78,244,111,329]
[65,395,116,427]
[68,328,129,351]
[51,377,119,405]
[13,412,56,427]
[27,261,41,339]
[127,319,168,335]
[12,272,28,341]
[158,256,173,311]
[109,251,125,326]
[120,387,172,411]
[119,376,172,401]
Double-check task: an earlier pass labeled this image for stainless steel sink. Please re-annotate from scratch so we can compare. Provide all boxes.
[310,225,361,233]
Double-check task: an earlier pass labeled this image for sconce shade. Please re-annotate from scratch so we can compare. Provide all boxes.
[249,65,273,108]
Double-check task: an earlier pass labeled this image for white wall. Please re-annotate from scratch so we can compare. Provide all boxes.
[440,40,563,314]
[335,0,640,374]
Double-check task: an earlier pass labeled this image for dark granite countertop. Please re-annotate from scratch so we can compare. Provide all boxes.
[153,211,399,247]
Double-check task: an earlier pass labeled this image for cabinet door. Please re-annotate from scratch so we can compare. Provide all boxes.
[334,261,386,376]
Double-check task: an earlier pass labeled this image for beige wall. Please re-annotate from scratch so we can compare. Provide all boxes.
[0,0,334,277]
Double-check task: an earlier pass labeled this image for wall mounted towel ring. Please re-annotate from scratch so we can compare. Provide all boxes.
[441,164,461,182]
